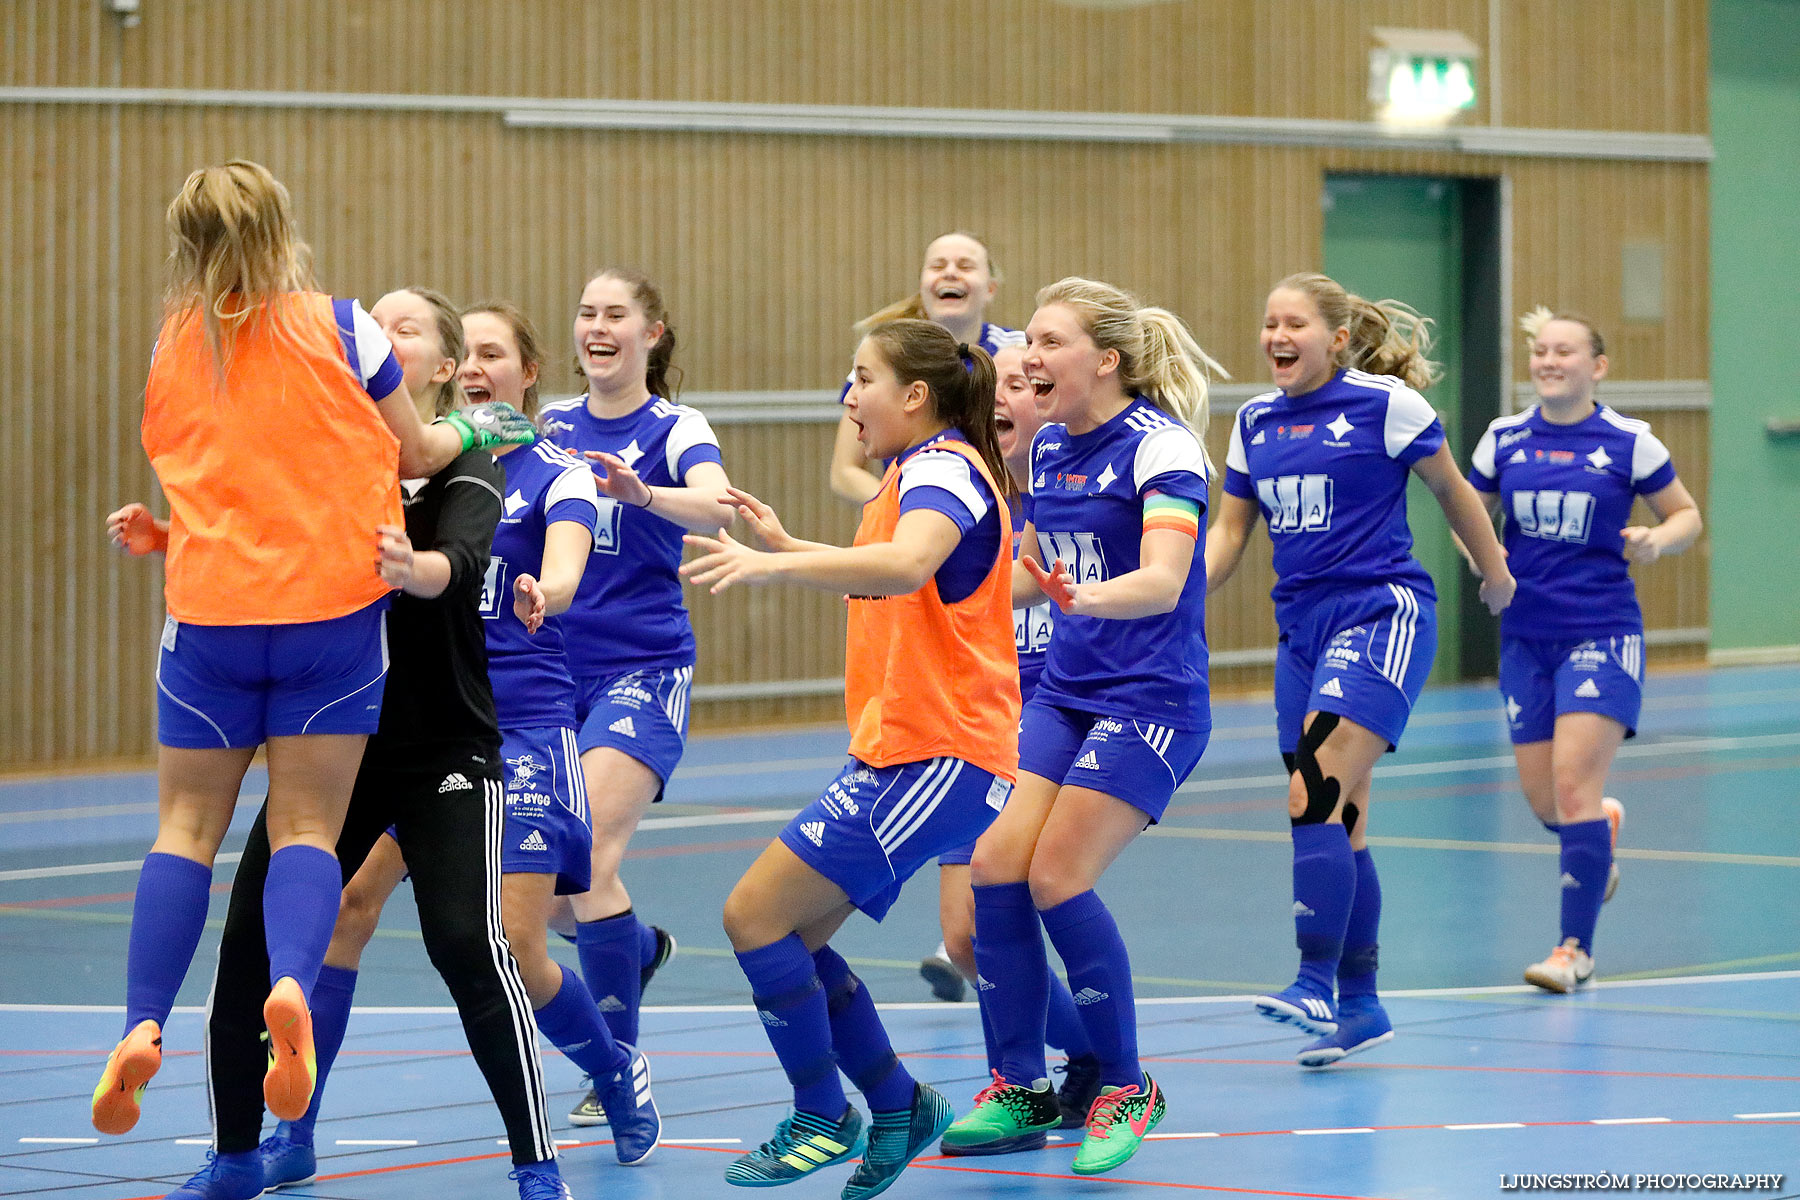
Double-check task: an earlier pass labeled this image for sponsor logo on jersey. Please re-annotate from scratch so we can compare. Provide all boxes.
[609,716,638,738]
[1538,449,1577,465]
[1507,449,1528,464]
[541,417,578,438]
[1251,429,1267,445]
[1058,471,1089,491]
[438,772,473,793]
[1033,473,1047,490]
[1277,424,1315,440]
[518,829,549,852]
[799,821,826,847]
[1498,428,1533,450]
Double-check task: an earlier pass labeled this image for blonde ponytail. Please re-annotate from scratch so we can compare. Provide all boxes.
[1274,272,1442,392]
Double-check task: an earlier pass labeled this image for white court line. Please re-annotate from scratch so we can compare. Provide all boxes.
[4,968,1796,1017]
[1293,1127,1374,1135]
[336,1138,418,1146]
[661,1138,744,1144]
[18,1137,99,1144]
[1736,1112,1800,1119]
[1145,1132,1221,1140]
[175,1138,211,1145]
[1591,1117,1671,1125]
[1445,1123,1527,1131]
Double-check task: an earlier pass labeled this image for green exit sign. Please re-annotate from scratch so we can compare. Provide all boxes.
[1370,28,1481,124]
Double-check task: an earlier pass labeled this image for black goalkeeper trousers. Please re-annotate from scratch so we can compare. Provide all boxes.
[205,751,556,1166]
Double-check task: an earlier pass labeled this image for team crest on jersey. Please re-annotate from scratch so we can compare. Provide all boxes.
[506,753,544,790]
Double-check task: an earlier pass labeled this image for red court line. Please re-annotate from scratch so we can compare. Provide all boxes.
[0,883,233,910]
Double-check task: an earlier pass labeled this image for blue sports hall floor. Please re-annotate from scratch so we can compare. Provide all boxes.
[3,664,1797,1200]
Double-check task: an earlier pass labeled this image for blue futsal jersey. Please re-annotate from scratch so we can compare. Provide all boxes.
[1469,403,1677,640]
[1024,398,1211,730]
[538,395,725,679]
[1225,369,1445,622]
[482,443,600,730]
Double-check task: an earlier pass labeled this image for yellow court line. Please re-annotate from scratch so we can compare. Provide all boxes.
[1146,825,1800,867]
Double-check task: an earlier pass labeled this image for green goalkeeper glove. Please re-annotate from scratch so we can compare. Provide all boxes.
[440,402,537,452]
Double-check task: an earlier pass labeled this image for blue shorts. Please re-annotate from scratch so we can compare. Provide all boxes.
[1275,583,1438,753]
[1499,634,1644,744]
[155,602,389,749]
[574,666,693,791]
[780,757,1010,921]
[1017,700,1209,824]
[500,726,592,895]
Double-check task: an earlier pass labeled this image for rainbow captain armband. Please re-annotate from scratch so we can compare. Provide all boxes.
[1142,492,1201,538]
[440,402,537,452]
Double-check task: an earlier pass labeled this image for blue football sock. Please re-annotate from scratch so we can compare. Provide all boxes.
[813,946,915,1112]
[972,882,1049,1085]
[533,964,630,1084]
[287,964,356,1143]
[1040,890,1140,1091]
[576,910,643,1045]
[1290,824,1355,996]
[976,982,1001,1075]
[1045,974,1093,1059]
[1338,849,1382,1003]
[1559,819,1612,953]
[124,851,213,1032]
[737,933,846,1121]
[637,918,659,968]
[264,845,342,997]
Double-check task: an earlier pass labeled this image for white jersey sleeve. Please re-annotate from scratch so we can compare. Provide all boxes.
[546,461,601,515]
[1470,422,1499,482]
[1631,428,1674,485]
[899,450,990,525]
[664,406,722,479]
[1133,423,1210,492]
[1226,414,1249,474]
[346,300,398,389]
[1383,384,1440,458]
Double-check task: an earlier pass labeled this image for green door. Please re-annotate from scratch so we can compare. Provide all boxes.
[1323,174,1466,681]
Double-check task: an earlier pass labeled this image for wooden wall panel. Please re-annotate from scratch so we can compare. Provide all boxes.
[8,1,1704,133]
[0,0,1712,766]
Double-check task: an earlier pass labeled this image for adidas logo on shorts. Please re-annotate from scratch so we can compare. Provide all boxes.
[758,1009,788,1027]
[438,772,472,793]
[1575,679,1601,699]
[1072,987,1110,1005]
[1073,750,1102,771]
[518,830,549,852]
[609,716,637,738]
[975,974,997,992]
[1293,901,1316,918]
[1319,677,1345,699]
[1560,871,1581,889]
[800,821,826,847]
[596,994,627,1013]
